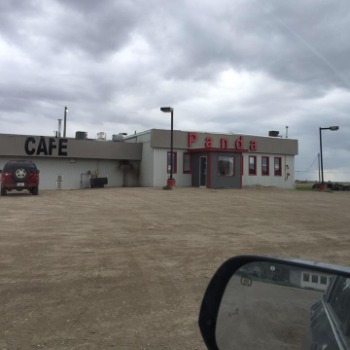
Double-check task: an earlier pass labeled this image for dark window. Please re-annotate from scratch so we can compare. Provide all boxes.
[249,156,256,175]
[4,161,38,172]
[320,276,328,285]
[311,274,318,283]
[274,157,282,176]
[262,156,269,176]
[167,152,177,174]
[183,153,191,174]
[218,156,235,176]
[303,273,310,282]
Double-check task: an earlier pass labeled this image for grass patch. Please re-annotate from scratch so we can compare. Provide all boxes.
[295,182,314,191]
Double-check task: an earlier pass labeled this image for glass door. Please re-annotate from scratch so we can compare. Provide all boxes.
[200,156,207,187]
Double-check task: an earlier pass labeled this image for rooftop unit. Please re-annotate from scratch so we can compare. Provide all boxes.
[112,133,127,142]
[76,131,88,140]
[97,132,107,141]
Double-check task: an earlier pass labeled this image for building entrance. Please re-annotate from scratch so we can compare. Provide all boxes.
[199,156,207,187]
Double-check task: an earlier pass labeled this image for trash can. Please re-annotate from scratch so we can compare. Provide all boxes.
[90,177,108,188]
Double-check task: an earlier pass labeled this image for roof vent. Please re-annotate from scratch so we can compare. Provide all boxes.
[76,131,87,140]
[269,130,280,137]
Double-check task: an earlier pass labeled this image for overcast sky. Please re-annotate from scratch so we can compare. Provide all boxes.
[1,0,349,181]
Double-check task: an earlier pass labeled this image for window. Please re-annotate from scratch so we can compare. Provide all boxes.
[167,152,177,174]
[249,156,256,175]
[262,156,269,176]
[218,156,235,176]
[311,274,318,283]
[274,157,282,176]
[320,276,328,285]
[183,153,191,174]
[303,273,310,282]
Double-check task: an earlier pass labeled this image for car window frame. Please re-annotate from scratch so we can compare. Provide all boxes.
[323,276,350,347]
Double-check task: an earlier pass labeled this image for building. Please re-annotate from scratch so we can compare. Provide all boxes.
[125,129,298,189]
[290,269,333,291]
[0,129,298,190]
[0,133,142,190]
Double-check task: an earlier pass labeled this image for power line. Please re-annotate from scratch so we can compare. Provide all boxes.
[296,154,319,174]
[296,170,350,174]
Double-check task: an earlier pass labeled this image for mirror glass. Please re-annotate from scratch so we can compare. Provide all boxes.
[216,261,350,349]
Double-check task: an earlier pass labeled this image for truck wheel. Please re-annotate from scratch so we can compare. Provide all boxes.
[1,186,7,196]
[31,187,39,195]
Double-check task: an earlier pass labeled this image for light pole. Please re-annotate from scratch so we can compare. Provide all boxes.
[160,107,175,187]
[63,106,68,138]
[318,153,321,184]
[319,126,339,188]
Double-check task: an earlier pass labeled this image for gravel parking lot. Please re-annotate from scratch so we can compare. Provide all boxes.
[1,187,349,349]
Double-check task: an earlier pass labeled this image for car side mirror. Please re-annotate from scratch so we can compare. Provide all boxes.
[199,256,350,349]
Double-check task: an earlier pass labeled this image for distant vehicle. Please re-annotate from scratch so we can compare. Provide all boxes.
[313,182,350,191]
[0,160,40,196]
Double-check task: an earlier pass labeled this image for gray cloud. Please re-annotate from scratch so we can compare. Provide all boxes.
[0,0,350,180]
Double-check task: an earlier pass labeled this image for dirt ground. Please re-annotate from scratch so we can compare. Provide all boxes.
[0,187,349,349]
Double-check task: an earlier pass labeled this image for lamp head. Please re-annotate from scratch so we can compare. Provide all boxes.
[160,107,173,113]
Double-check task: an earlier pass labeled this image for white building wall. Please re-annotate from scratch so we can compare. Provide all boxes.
[34,158,125,190]
[153,149,192,187]
[0,157,126,190]
[153,149,167,186]
[139,142,155,186]
[125,132,154,187]
[151,149,295,188]
[176,150,192,187]
[242,154,295,189]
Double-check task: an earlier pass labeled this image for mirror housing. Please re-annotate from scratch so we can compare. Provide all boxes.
[199,256,350,350]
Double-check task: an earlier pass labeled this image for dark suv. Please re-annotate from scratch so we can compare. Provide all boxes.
[0,160,40,196]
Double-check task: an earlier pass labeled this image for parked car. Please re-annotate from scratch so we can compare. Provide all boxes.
[312,182,350,191]
[0,160,40,196]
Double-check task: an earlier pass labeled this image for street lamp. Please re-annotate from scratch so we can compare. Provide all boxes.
[319,126,339,188]
[160,107,175,187]
[63,106,69,138]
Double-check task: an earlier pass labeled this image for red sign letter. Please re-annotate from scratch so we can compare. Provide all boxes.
[235,136,244,150]
[205,137,213,149]
[221,138,229,149]
[250,140,257,151]
[188,132,198,147]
